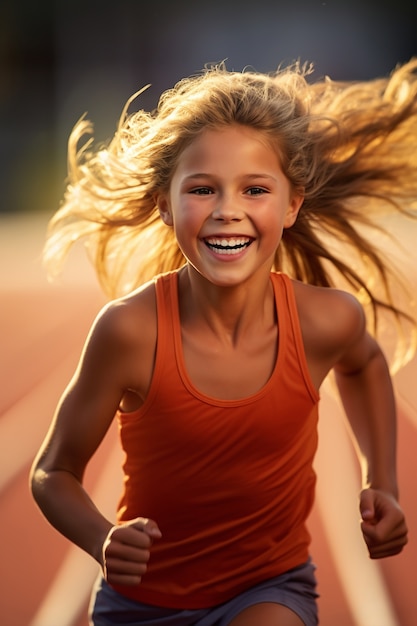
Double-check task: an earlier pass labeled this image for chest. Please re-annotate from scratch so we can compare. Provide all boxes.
[180,326,278,400]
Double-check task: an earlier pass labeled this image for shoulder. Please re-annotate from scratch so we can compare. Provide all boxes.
[98,279,156,330]
[291,279,366,360]
[85,280,158,366]
[292,279,364,323]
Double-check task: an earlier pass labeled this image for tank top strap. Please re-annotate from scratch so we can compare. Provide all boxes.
[271,272,319,404]
[138,271,179,408]
[154,271,178,360]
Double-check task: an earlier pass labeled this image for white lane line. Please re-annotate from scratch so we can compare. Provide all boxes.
[0,351,82,492]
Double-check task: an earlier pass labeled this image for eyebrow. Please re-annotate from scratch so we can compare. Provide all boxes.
[183,173,277,181]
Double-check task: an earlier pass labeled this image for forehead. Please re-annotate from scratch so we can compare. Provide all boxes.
[175,125,282,172]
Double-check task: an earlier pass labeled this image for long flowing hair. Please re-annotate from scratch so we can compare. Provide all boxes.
[44,60,417,365]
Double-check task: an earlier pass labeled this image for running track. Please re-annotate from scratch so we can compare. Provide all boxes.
[1,213,416,626]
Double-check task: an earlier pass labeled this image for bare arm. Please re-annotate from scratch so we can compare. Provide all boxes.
[295,281,408,558]
[332,300,408,557]
[334,333,397,497]
[30,296,161,583]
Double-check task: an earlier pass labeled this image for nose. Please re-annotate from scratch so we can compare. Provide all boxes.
[211,193,243,222]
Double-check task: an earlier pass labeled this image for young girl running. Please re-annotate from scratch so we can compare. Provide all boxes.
[31,60,417,626]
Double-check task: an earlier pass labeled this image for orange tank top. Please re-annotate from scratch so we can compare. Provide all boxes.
[113,271,320,609]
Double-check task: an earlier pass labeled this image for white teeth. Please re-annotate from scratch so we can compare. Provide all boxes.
[205,237,251,255]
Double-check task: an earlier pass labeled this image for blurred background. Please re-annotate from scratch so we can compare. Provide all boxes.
[1,0,416,219]
[1,1,416,625]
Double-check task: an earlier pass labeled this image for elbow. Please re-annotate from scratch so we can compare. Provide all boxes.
[29,450,59,505]
[29,454,85,504]
[29,459,48,505]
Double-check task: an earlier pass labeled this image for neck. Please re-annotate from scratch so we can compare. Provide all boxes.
[178,265,275,347]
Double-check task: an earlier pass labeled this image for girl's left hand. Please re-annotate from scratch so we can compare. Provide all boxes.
[359,488,408,558]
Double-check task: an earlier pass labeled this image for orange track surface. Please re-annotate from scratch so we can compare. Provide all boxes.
[1,214,416,626]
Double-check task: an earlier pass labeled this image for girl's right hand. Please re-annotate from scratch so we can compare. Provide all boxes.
[101,517,162,586]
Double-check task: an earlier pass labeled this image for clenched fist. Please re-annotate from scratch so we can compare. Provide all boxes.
[102,517,162,586]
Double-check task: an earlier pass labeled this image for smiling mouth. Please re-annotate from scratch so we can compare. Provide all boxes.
[204,237,253,255]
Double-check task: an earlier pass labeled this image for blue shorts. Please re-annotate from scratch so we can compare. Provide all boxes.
[89,559,319,626]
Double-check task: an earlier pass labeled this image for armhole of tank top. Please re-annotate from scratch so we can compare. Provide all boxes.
[278,274,320,404]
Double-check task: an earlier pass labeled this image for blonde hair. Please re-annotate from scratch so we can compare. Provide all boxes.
[44,60,417,361]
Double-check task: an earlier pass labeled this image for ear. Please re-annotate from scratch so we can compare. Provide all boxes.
[155,193,173,227]
[283,192,304,229]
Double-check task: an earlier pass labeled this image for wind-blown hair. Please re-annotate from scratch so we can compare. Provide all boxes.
[44,60,417,362]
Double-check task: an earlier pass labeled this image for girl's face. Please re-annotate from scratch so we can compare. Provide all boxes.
[157,124,303,288]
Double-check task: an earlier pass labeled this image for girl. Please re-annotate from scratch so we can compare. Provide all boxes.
[31,60,417,626]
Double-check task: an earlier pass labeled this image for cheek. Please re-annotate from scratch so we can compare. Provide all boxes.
[173,217,204,264]
[257,205,284,233]
[173,199,206,230]
[171,209,201,252]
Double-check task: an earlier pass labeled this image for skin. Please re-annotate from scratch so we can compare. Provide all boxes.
[31,125,408,625]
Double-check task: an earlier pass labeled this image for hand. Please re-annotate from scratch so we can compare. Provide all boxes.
[102,517,162,586]
[359,488,408,559]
